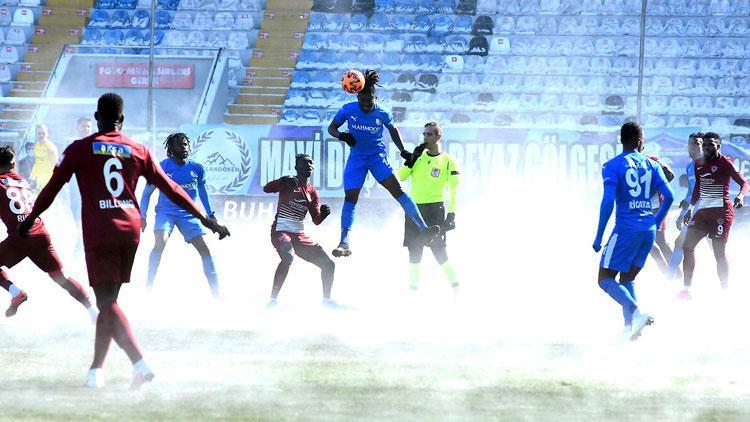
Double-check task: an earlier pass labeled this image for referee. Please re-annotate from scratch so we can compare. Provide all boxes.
[398,122,460,295]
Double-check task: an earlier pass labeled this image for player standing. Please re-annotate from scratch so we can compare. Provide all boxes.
[592,122,674,340]
[647,156,676,276]
[666,133,704,281]
[327,69,440,257]
[19,93,230,389]
[140,133,221,297]
[263,154,339,307]
[397,122,460,295]
[680,132,748,297]
[29,124,58,190]
[0,145,97,320]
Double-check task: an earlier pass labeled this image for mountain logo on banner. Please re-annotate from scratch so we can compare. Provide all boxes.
[192,128,253,194]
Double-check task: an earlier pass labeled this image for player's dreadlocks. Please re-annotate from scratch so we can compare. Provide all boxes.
[0,145,14,166]
[361,69,381,94]
[164,132,190,158]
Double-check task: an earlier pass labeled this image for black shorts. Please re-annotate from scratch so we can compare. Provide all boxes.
[404,202,447,248]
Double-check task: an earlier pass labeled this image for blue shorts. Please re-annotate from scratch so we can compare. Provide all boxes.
[343,151,394,190]
[154,212,205,242]
[600,230,656,273]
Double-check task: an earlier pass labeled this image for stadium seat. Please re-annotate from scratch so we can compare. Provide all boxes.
[285,89,306,107]
[289,71,310,88]
[317,51,337,70]
[367,13,389,31]
[192,12,212,30]
[217,0,239,10]
[374,0,394,12]
[390,90,412,103]
[131,9,150,28]
[717,77,738,95]
[125,28,144,45]
[81,28,102,44]
[206,31,227,48]
[154,10,172,29]
[516,16,537,34]
[590,57,611,74]
[186,30,205,47]
[88,9,110,28]
[443,54,464,72]
[307,13,325,31]
[5,26,25,45]
[391,14,410,32]
[471,15,492,36]
[324,14,346,31]
[382,33,404,52]
[343,33,364,52]
[404,34,426,53]
[163,29,186,46]
[362,33,384,52]
[380,53,401,71]
[110,10,131,28]
[487,36,509,55]
[349,13,367,31]
[302,33,324,50]
[417,72,438,91]
[396,0,417,13]
[455,0,477,15]
[172,11,192,29]
[12,7,33,25]
[144,29,164,45]
[156,0,177,9]
[212,11,233,29]
[0,63,10,83]
[0,46,19,67]
[234,12,254,30]
[239,0,259,10]
[430,14,452,37]
[412,13,431,33]
[452,15,472,33]
[103,29,125,45]
[351,0,375,14]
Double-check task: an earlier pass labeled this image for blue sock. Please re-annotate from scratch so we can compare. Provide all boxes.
[147,249,162,287]
[340,200,356,245]
[396,193,427,231]
[666,247,683,279]
[620,280,636,326]
[202,255,219,296]
[598,278,637,317]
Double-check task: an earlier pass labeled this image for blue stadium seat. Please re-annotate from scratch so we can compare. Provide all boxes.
[157,0,178,9]
[308,13,326,31]
[405,34,426,53]
[401,54,421,72]
[109,10,131,28]
[343,33,364,52]
[88,9,110,28]
[324,14,346,31]
[285,89,306,107]
[444,35,468,54]
[349,13,367,31]
[144,29,165,45]
[281,109,301,123]
[431,15,452,37]
[116,0,136,8]
[452,15,472,34]
[132,9,150,29]
[301,110,322,123]
[103,29,125,45]
[296,51,318,69]
[396,0,417,13]
[302,33,325,50]
[82,28,102,44]
[435,0,453,13]
[391,15,410,32]
[318,52,338,70]
[311,71,332,88]
[383,33,405,52]
[381,53,401,71]
[374,0,394,13]
[290,70,310,88]
[423,54,443,71]
[125,28,144,45]
[367,13,389,32]
[412,14,431,33]
[155,10,172,29]
[362,34,384,52]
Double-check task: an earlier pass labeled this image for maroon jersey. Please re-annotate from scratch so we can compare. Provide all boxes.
[692,155,749,210]
[32,131,204,249]
[0,171,46,237]
[263,177,325,233]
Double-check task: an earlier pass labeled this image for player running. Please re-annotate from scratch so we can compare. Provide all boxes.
[647,156,676,277]
[679,132,748,297]
[666,133,704,281]
[327,69,440,258]
[0,145,97,321]
[397,122,460,295]
[140,133,221,297]
[592,122,674,340]
[19,93,230,390]
[263,154,339,307]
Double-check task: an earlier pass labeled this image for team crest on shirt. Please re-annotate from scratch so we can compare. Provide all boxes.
[718,218,724,224]
[191,128,253,194]
[711,165,718,173]
[431,168,440,177]
[375,118,381,125]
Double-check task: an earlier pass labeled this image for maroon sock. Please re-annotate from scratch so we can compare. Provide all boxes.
[60,277,93,309]
[109,303,143,364]
[91,310,113,369]
[0,269,11,291]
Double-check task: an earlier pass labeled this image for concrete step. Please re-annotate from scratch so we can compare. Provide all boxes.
[243,76,291,88]
[265,0,312,10]
[226,104,282,115]
[45,0,94,7]
[239,86,288,95]
[224,113,280,125]
[244,67,293,78]
[235,93,286,105]
[16,71,51,82]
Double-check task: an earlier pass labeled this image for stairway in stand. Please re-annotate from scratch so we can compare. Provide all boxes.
[224,0,311,125]
[0,0,89,137]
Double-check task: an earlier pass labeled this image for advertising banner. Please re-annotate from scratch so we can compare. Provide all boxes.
[96,62,195,88]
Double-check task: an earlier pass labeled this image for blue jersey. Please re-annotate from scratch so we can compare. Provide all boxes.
[141,158,213,218]
[602,151,669,232]
[333,102,394,155]
[685,160,696,202]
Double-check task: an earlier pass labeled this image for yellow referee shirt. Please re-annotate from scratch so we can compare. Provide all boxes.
[398,151,460,212]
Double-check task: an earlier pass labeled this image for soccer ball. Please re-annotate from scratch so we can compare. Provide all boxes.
[341,69,365,94]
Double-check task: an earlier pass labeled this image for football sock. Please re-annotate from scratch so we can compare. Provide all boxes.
[59,277,93,309]
[409,263,420,291]
[666,247,683,279]
[620,280,636,326]
[8,284,22,298]
[321,260,334,300]
[91,312,113,369]
[396,193,427,231]
[340,200,356,245]
[201,255,220,297]
[109,303,143,364]
[441,262,459,294]
[271,261,291,299]
[147,249,163,287]
[133,358,151,373]
[682,247,695,287]
[598,278,637,316]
